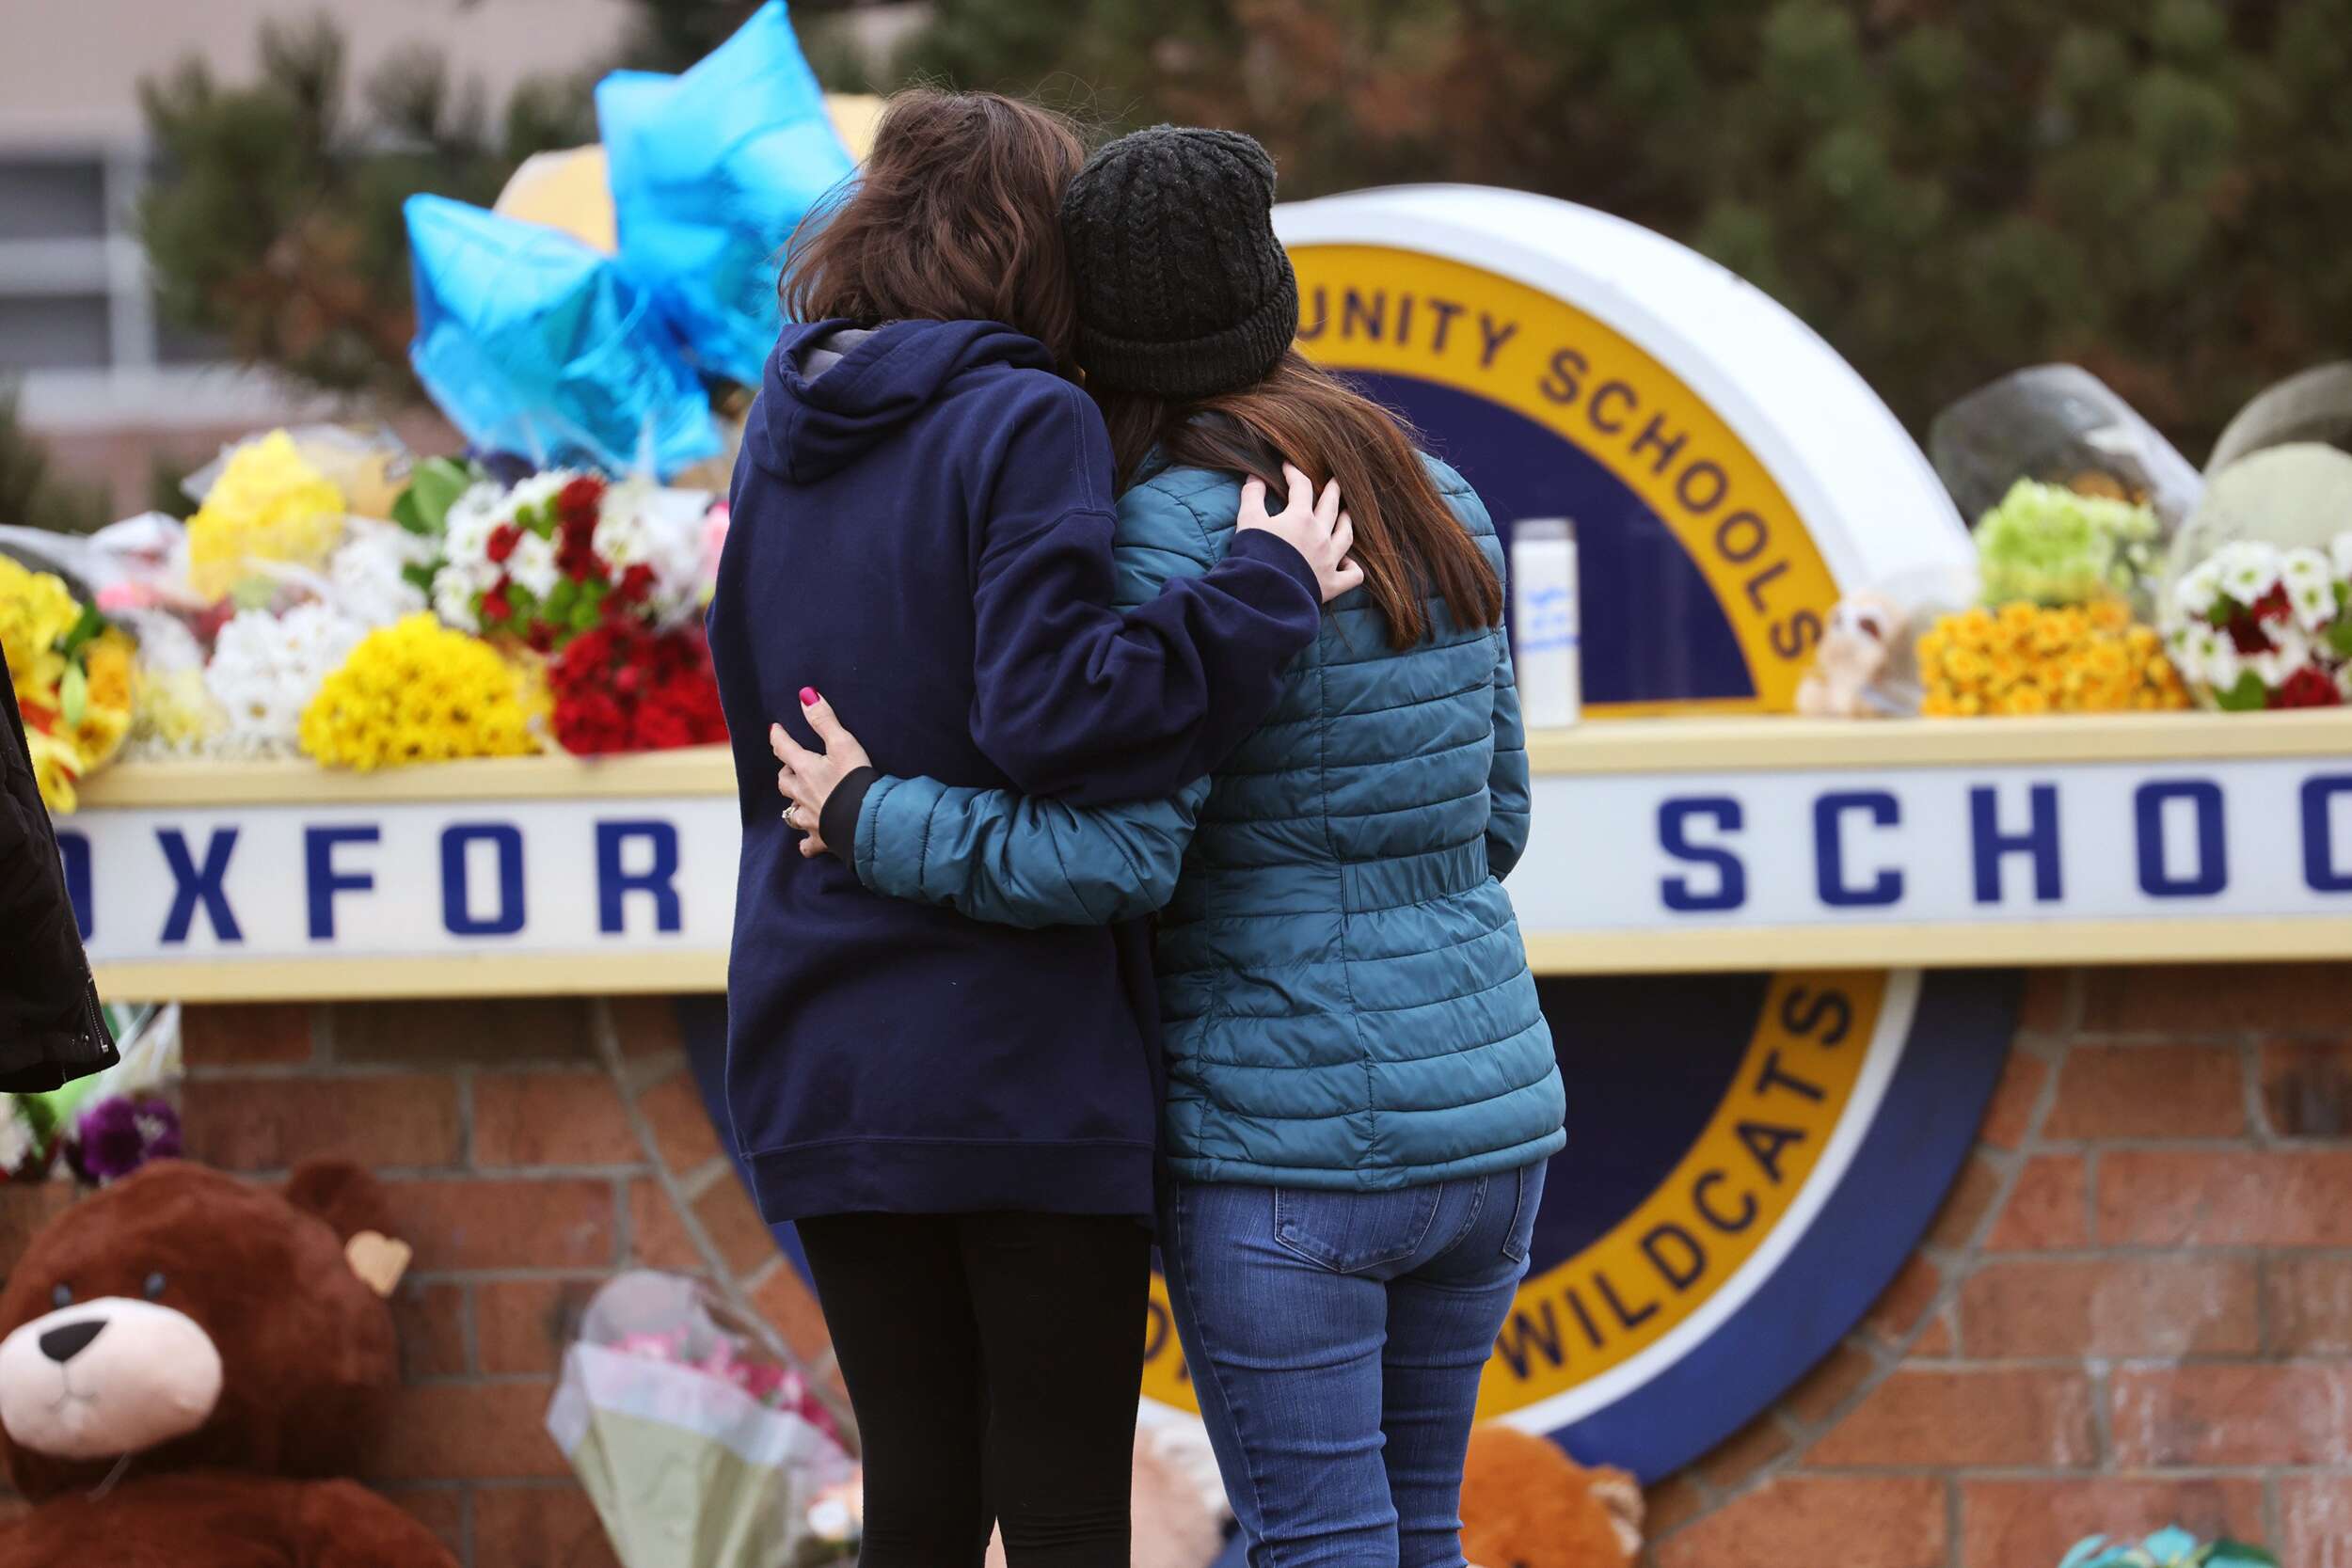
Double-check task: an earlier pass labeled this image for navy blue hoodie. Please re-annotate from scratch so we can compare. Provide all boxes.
[707,319,1322,1222]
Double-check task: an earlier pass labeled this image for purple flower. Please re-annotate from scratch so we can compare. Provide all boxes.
[67,1096,183,1186]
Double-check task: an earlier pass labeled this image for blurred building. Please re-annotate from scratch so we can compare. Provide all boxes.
[0,0,636,507]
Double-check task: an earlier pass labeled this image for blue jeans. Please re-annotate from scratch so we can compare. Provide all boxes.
[1159,1164,1547,1568]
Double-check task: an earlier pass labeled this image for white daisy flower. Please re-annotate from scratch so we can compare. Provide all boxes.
[2331,531,2352,584]
[2180,624,2239,689]
[2215,541,2282,607]
[507,531,562,602]
[2172,559,2225,619]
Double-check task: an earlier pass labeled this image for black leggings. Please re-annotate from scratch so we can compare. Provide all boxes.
[798,1212,1151,1568]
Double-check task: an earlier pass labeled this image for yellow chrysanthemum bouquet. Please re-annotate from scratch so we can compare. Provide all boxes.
[1916,482,2192,719]
[1918,600,2188,717]
[299,613,537,770]
[1,554,135,811]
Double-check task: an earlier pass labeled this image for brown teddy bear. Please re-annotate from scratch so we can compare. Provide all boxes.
[1459,1424,1642,1568]
[0,1158,458,1568]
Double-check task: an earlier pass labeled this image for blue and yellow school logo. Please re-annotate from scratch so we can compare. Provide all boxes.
[1141,193,2013,1481]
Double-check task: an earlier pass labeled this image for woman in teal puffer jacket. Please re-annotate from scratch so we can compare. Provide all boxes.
[772,126,1566,1568]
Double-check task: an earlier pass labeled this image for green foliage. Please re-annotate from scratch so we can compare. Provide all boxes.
[137,17,595,399]
[0,388,109,536]
[892,0,2352,454]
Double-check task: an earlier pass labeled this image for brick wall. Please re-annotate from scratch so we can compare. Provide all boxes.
[0,996,834,1567]
[1645,963,2352,1568]
[3,965,2346,1566]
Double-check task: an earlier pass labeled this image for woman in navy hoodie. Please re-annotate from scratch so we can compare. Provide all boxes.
[704,90,1356,1568]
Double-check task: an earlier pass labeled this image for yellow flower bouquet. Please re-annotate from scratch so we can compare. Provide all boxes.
[1918,599,2188,718]
[299,613,538,770]
[1,554,135,811]
[186,430,348,601]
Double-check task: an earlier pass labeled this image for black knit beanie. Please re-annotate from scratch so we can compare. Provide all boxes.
[1061,126,1298,401]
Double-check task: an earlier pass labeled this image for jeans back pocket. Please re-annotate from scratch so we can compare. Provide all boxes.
[1275,1183,1442,1275]
[1501,1161,1548,1264]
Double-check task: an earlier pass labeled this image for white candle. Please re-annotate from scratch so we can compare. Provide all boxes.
[1511,517,1580,728]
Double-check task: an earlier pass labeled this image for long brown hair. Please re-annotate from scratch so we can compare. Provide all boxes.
[781,88,1087,372]
[1101,351,1502,649]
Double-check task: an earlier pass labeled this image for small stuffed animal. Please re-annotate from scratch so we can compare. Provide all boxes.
[0,1158,457,1568]
[1796,590,1906,718]
[1459,1424,1641,1568]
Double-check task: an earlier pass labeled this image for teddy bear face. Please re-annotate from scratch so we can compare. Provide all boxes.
[0,1160,400,1499]
[0,1292,225,1461]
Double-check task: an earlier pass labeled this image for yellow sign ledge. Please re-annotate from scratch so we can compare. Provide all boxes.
[76,708,2352,807]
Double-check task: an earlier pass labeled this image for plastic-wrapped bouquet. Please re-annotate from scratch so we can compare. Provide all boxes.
[184,430,349,601]
[2163,535,2352,710]
[1974,479,2162,609]
[547,1271,856,1568]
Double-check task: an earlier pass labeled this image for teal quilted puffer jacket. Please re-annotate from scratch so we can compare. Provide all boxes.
[848,453,1566,1190]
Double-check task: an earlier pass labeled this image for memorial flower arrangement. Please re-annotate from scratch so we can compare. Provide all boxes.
[1918,601,2187,717]
[1,553,135,810]
[298,612,537,770]
[2161,536,2352,710]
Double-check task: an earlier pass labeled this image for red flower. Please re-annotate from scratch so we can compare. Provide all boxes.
[556,476,605,528]
[2252,584,2295,624]
[2223,611,2275,657]
[2272,666,2343,708]
[548,622,727,755]
[611,563,656,610]
[485,523,520,565]
[482,585,514,624]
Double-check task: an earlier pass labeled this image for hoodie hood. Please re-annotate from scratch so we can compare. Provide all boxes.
[750,319,1060,483]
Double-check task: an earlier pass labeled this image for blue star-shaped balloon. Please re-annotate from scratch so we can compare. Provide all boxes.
[402,3,854,476]
[599,0,856,387]
[405,193,720,479]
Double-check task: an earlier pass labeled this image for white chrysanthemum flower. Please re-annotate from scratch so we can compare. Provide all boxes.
[2290,577,2339,634]
[204,601,367,753]
[504,471,574,519]
[328,523,432,626]
[2172,559,2225,619]
[507,530,562,602]
[2331,531,2352,583]
[2214,540,2282,606]
[2180,623,2239,689]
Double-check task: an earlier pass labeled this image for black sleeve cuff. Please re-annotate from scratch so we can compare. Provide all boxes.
[819,766,879,863]
[1225,528,1323,611]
